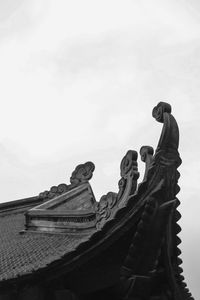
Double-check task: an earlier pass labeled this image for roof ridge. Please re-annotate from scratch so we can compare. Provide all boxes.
[0,196,42,215]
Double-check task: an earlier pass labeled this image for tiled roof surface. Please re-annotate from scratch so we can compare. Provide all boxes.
[0,211,92,282]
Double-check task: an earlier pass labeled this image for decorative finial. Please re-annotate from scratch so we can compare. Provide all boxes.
[39,162,95,200]
[120,150,138,178]
[140,146,154,163]
[70,161,95,185]
[140,146,154,182]
[152,102,171,123]
[96,149,139,228]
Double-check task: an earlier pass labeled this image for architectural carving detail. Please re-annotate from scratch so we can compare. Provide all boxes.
[70,161,95,185]
[121,187,177,299]
[27,214,96,224]
[0,102,195,300]
[120,102,194,300]
[153,103,193,299]
[96,150,139,229]
[117,150,139,202]
[140,146,154,182]
[152,101,171,123]
[39,161,95,200]
[153,101,180,154]
[39,183,69,200]
[120,150,138,178]
[96,192,118,228]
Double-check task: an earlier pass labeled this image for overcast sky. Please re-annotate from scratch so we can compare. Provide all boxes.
[0,0,199,297]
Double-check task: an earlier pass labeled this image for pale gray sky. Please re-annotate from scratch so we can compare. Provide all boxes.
[0,0,199,297]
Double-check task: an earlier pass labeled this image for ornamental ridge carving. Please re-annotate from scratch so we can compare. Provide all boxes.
[134,102,193,299]
[153,101,180,156]
[120,187,177,299]
[96,192,118,226]
[96,150,139,228]
[118,150,139,201]
[39,161,95,200]
[70,161,95,185]
[39,183,69,200]
[152,101,171,123]
[139,146,154,182]
[120,150,138,178]
[35,102,193,299]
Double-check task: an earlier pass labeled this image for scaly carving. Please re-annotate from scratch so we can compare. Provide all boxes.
[119,103,193,299]
[167,198,195,300]
[120,184,177,299]
[140,102,193,299]
[70,161,95,185]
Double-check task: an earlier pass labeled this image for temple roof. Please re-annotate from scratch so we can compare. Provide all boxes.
[0,209,90,281]
[0,150,140,285]
[0,102,194,300]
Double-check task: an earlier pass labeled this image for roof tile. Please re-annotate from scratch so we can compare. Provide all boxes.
[0,211,91,281]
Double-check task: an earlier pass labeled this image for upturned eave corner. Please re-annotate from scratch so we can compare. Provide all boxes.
[24,161,97,234]
[120,102,194,300]
[0,102,195,300]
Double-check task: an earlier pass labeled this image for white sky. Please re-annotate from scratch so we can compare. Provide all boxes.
[0,0,200,297]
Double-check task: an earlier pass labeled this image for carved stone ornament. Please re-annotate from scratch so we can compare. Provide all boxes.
[117,150,139,203]
[96,150,139,228]
[140,146,154,163]
[39,183,69,200]
[39,161,95,200]
[152,101,172,123]
[96,192,118,225]
[70,161,95,185]
[0,101,195,300]
[120,102,194,300]
[139,146,154,182]
[120,150,138,178]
